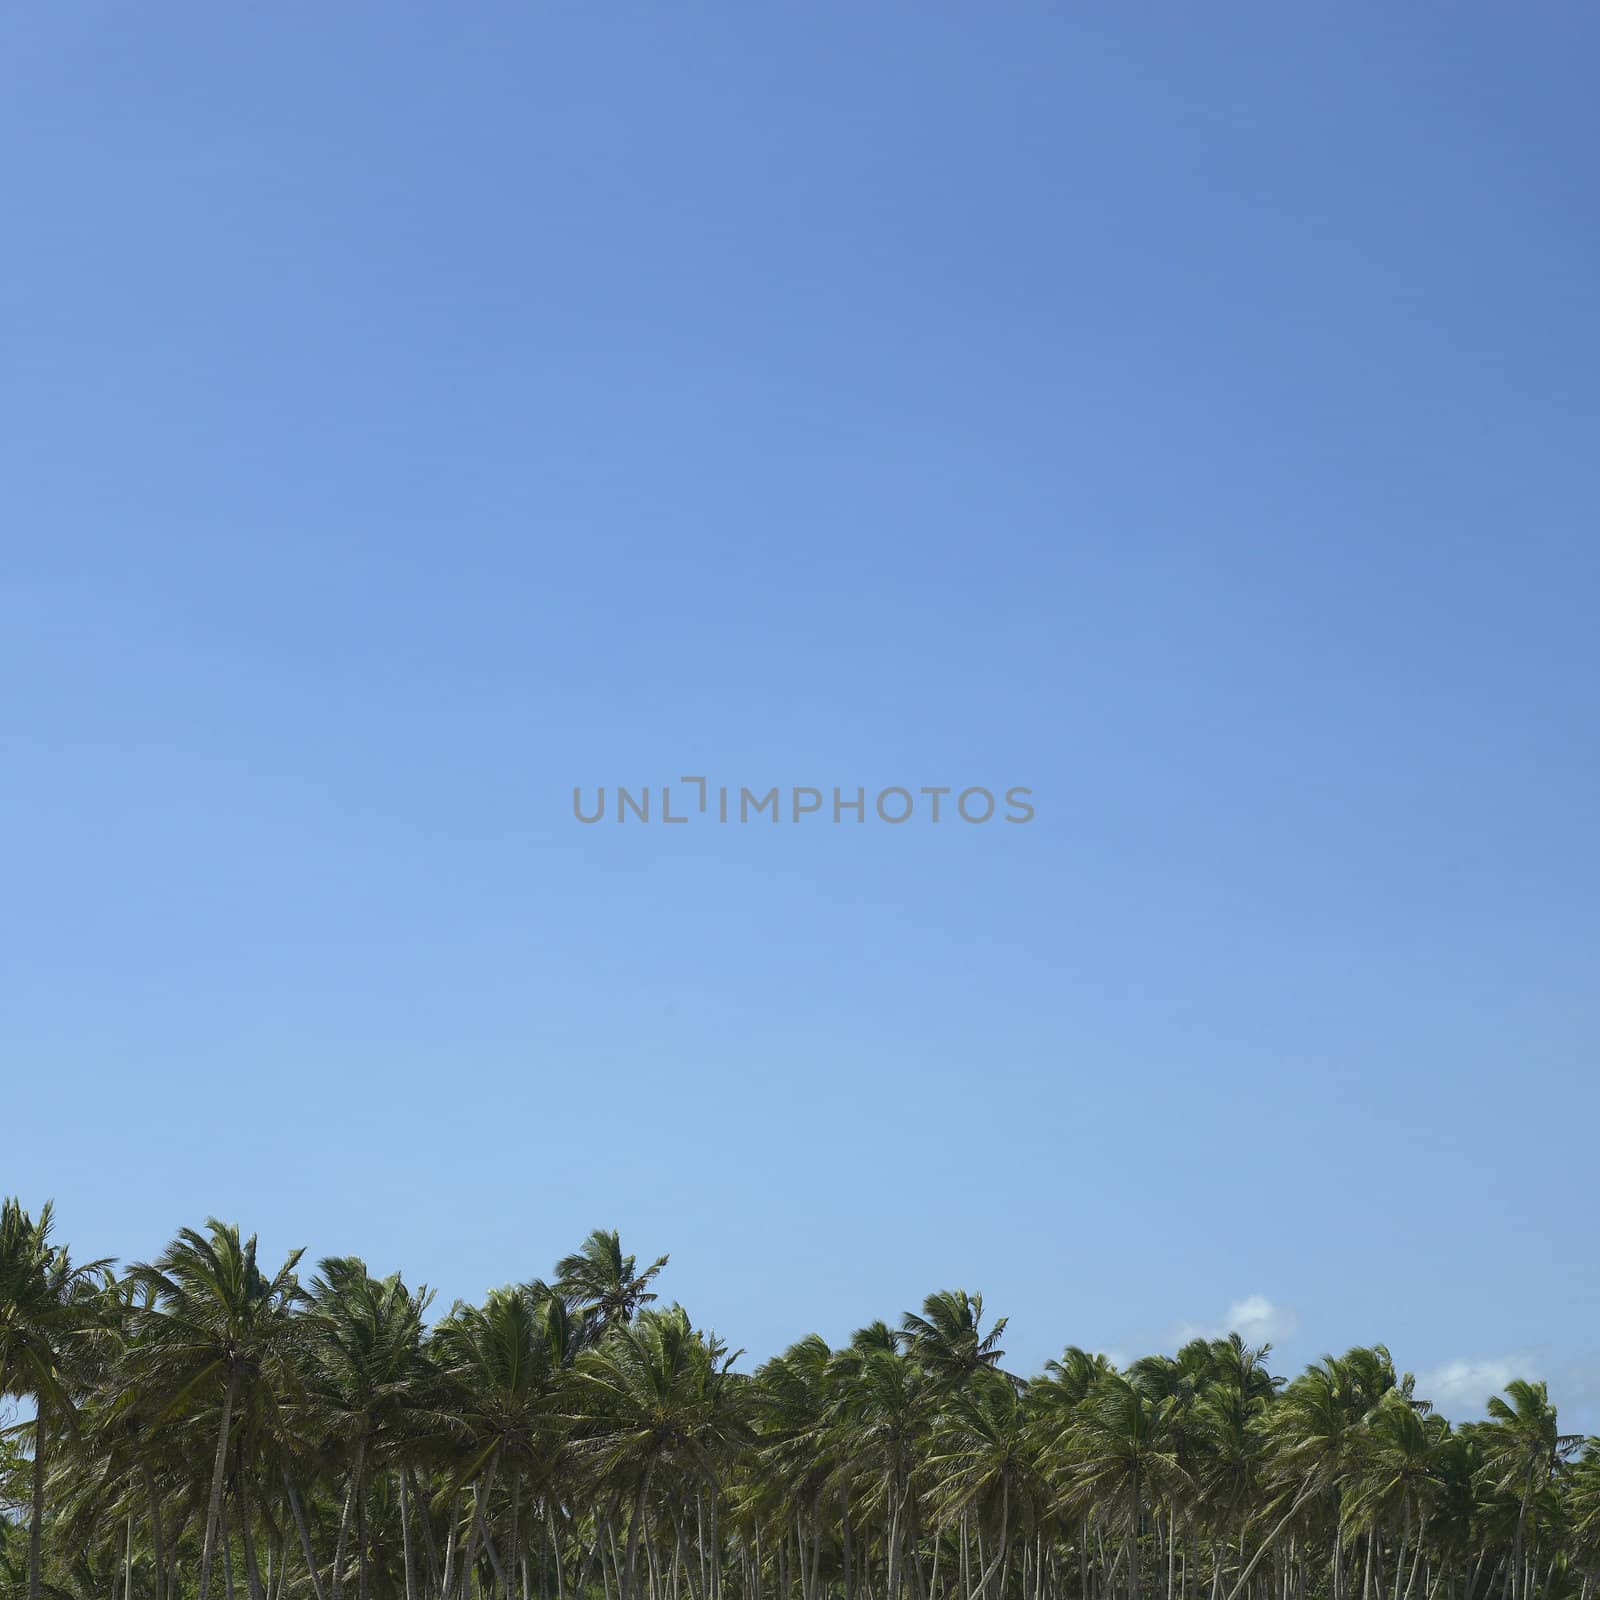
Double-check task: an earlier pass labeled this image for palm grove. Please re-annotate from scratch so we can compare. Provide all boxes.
[2,1204,1596,1600]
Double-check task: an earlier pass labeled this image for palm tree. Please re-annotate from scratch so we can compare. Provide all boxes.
[1567,1442,1600,1600]
[430,1283,568,1600]
[1061,1374,1189,1600]
[555,1233,668,1337]
[0,1198,109,1600]
[828,1325,931,1600]
[1185,1359,1273,1600]
[902,1292,1009,1399]
[1260,1349,1399,1600]
[750,1335,838,1600]
[571,1306,746,1600]
[928,1371,1037,1600]
[303,1257,436,1600]
[127,1220,305,1600]
[9,1207,1600,1600]
[1344,1395,1447,1600]
[1482,1379,1584,1600]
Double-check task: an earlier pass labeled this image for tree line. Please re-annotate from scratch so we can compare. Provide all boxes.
[2,1201,1596,1600]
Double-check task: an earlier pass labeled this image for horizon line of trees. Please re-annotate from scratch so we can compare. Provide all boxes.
[3,1201,1597,1600]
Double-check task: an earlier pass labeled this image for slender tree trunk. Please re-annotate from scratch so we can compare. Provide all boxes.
[710,1492,722,1600]
[694,1497,705,1600]
[808,1502,823,1600]
[332,1437,370,1600]
[408,1469,443,1599]
[146,1465,170,1600]
[974,1481,1010,1600]
[473,1483,513,1597]
[1503,1467,1536,1600]
[358,1473,371,1600]
[1402,1519,1428,1600]
[440,1507,461,1600]
[223,1500,239,1600]
[672,1509,701,1600]
[546,1503,567,1600]
[842,1496,854,1600]
[401,1471,420,1600]
[282,1472,330,1600]
[199,1371,241,1600]
[609,1519,626,1600]
[574,1505,620,1600]
[27,1404,47,1600]
[890,1495,904,1600]
[239,1473,269,1600]
[1220,1485,1321,1600]
[622,1461,660,1600]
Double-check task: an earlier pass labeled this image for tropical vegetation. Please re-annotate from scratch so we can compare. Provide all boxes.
[3,1201,1597,1600]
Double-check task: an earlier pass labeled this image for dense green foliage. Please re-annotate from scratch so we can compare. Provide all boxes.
[3,1201,1597,1600]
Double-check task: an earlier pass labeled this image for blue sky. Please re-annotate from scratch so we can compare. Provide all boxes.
[3,5,1597,1425]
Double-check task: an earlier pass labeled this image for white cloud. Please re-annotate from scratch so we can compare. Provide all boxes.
[1168,1295,1299,1349]
[1416,1356,1539,1416]
[1228,1295,1300,1344]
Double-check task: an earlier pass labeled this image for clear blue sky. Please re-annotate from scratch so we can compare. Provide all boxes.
[3,5,1597,1425]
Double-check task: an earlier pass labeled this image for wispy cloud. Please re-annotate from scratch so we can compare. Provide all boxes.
[1415,1356,1539,1416]
[1168,1294,1299,1348]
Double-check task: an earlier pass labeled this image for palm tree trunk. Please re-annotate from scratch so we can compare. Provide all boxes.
[401,1471,420,1600]
[332,1437,370,1600]
[1221,1484,1321,1600]
[198,1369,240,1600]
[573,1501,621,1600]
[464,1470,508,1600]
[440,1505,461,1600]
[358,1474,371,1600]
[506,1479,521,1600]
[671,1508,701,1600]
[223,1500,239,1600]
[545,1506,566,1600]
[842,1495,854,1600]
[885,1482,904,1600]
[621,1460,660,1600]
[475,1501,511,1596]
[239,1473,269,1600]
[146,1465,170,1600]
[709,1491,722,1600]
[27,1403,47,1600]
[973,1480,1010,1600]
[807,1502,822,1600]
[282,1472,330,1600]
[409,1469,444,1599]
[1502,1466,1535,1600]
[1401,1518,1428,1600]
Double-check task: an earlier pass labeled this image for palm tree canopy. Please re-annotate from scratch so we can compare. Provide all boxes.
[3,1210,1594,1600]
